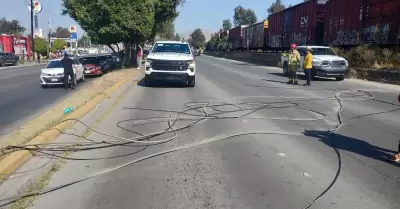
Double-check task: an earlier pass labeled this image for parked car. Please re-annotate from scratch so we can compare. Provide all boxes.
[281,46,349,81]
[40,58,85,88]
[0,52,19,67]
[97,54,120,72]
[78,56,103,76]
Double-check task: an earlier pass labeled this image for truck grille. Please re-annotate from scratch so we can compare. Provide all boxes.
[152,60,188,71]
[330,61,346,67]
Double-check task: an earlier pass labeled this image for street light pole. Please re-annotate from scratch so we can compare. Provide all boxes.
[30,0,35,60]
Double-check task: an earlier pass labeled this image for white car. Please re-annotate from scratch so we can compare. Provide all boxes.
[144,41,197,87]
[281,46,349,81]
[40,58,85,88]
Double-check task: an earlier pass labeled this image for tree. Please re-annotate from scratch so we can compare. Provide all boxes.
[62,0,155,67]
[222,19,232,31]
[174,33,181,41]
[150,0,185,41]
[233,6,257,26]
[34,37,47,55]
[158,20,175,40]
[267,0,286,14]
[53,38,66,51]
[189,28,206,48]
[78,35,90,47]
[0,18,25,35]
[51,27,70,38]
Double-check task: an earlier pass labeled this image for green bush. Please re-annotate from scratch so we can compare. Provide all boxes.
[331,45,397,69]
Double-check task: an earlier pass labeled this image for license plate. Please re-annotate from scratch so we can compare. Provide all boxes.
[51,78,58,82]
[85,70,91,73]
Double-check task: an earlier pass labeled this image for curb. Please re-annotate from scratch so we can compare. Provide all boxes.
[0,70,139,179]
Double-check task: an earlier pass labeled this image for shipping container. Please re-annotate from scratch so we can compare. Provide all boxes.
[363,0,400,45]
[242,20,268,51]
[228,25,248,50]
[269,10,284,49]
[269,0,327,49]
[325,0,400,46]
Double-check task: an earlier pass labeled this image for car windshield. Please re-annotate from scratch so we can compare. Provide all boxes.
[79,57,99,65]
[46,60,63,68]
[309,48,337,55]
[151,43,191,54]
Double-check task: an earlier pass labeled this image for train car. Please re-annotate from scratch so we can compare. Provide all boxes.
[269,0,327,50]
[228,25,248,51]
[219,30,229,40]
[242,20,268,51]
[325,0,400,46]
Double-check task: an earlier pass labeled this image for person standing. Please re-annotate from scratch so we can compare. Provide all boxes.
[37,53,41,63]
[60,52,75,90]
[136,45,143,70]
[303,47,313,86]
[284,43,300,85]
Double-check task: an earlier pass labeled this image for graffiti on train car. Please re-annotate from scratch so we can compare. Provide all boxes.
[332,23,390,45]
[291,32,308,45]
[270,35,283,48]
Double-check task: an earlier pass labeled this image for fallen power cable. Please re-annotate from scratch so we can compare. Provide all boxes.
[1,89,396,209]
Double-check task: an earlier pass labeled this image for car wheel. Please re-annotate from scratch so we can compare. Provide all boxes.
[335,75,344,81]
[14,61,18,66]
[0,61,5,67]
[41,84,48,88]
[188,76,195,87]
[282,63,288,76]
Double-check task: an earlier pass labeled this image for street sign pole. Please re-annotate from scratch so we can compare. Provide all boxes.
[30,0,35,60]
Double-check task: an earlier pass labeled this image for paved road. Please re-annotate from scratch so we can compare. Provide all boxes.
[0,64,93,135]
[15,56,400,208]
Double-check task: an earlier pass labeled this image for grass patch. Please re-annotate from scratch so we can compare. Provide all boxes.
[331,45,400,69]
[7,79,135,209]
[0,69,137,161]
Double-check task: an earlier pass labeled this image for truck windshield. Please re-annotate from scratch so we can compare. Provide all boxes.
[311,48,337,56]
[46,60,63,68]
[151,43,191,54]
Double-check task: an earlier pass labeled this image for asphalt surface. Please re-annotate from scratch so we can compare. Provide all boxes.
[6,55,400,208]
[0,64,94,136]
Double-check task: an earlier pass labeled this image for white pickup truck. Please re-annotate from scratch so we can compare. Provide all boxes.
[281,46,349,81]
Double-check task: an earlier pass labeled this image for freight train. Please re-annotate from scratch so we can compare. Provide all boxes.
[218,0,400,51]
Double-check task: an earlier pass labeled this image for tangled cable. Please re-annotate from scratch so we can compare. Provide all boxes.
[0,89,395,209]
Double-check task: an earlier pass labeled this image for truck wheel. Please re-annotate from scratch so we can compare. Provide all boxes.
[335,75,344,81]
[188,76,195,87]
[14,61,18,66]
[145,77,152,87]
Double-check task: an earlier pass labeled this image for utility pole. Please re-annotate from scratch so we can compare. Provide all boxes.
[30,0,35,60]
[47,14,51,60]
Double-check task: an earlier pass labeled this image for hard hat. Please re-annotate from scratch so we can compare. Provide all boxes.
[290,43,297,49]
[306,46,312,51]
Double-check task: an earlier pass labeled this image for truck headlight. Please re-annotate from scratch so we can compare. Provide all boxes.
[312,61,322,67]
[187,60,194,65]
[344,60,349,67]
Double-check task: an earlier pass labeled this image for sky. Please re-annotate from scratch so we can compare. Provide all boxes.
[0,0,303,38]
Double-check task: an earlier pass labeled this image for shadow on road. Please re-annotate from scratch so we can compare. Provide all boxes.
[268,72,336,82]
[136,77,190,89]
[304,130,399,167]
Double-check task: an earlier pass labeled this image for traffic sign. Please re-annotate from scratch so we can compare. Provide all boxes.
[69,26,77,33]
[28,1,42,14]
[70,32,77,41]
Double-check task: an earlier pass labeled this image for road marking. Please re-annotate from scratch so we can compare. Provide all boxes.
[298,172,312,178]
[277,152,286,157]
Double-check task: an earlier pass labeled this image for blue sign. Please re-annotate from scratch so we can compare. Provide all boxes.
[70,32,77,40]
